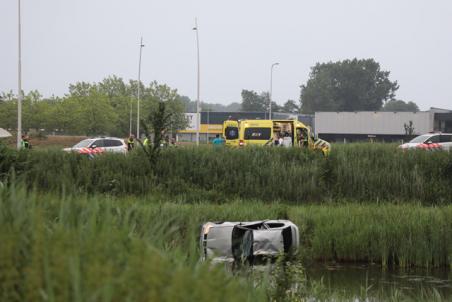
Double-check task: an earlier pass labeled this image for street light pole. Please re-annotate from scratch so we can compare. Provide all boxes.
[136,37,144,139]
[129,96,133,135]
[193,18,200,146]
[17,0,23,149]
[269,62,279,119]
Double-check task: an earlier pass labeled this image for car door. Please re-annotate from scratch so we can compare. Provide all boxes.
[104,139,123,153]
[425,135,440,144]
[91,139,105,149]
[223,120,239,147]
[296,127,309,148]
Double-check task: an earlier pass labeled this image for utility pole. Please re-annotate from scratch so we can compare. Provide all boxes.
[269,62,279,119]
[193,18,200,145]
[129,96,133,135]
[17,0,23,149]
[136,37,144,139]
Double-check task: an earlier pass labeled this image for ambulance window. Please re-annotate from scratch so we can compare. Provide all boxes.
[244,128,271,140]
[225,127,239,139]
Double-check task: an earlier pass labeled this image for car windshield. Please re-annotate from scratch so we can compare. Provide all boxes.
[409,135,430,144]
[73,139,94,148]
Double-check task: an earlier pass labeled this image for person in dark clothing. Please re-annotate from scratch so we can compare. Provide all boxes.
[21,134,31,149]
[127,135,135,151]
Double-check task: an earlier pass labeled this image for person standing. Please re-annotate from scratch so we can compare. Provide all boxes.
[21,134,31,149]
[282,132,292,147]
[127,135,135,151]
[143,135,150,147]
[212,134,224,147]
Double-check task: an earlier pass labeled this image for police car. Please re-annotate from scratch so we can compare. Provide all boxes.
[63,137,127,154]
[399,133,452,151]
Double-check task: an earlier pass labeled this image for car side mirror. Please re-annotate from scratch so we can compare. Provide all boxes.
[90,144,97,148]
[426,141,432,144]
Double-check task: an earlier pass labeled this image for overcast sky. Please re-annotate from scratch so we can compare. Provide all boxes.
[1,0,451,110]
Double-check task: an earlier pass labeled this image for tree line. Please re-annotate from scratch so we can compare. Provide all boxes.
[240,58,419,114]
[0,76,187,137]
[1,58,420,137]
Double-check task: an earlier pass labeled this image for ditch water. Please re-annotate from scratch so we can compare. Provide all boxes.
[306,264,452,300]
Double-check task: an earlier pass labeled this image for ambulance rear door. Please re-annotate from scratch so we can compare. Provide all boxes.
[223,120,240,147]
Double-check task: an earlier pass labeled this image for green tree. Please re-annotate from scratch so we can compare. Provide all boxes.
[66,84,119,135]
[282,100,299,113]
[241,90,268,112]
[141,81,187,135]
[0,76,187,137]
[382,100,419,112]
[98,76,131,136]
[140,101,172,165]
[300,58,399,113]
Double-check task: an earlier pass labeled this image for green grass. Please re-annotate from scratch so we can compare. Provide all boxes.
[0,187,266,302]
[1,143,451,301]
[1,143,452,204]
[0,186,450,301]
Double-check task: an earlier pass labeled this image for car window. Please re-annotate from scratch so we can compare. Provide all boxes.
[409,135,430,144]
[440,135,452,143]
[92,140,105,147]
[103,140,113,147]
[426,135,440,143]
[104,139,123,147]
[73,139,94,148]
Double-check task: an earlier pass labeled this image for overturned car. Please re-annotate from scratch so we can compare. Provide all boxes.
[200,220,299,265]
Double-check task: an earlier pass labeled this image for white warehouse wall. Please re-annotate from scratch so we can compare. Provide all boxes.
[315,111,434,135]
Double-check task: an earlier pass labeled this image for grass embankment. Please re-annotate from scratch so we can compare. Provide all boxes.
[1,143,452,203]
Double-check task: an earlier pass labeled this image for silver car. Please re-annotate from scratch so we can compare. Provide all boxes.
[63,137,127,154]
[200,220,299,264]
[399,133,452,151]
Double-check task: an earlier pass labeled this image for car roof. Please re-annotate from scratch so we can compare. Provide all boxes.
[90,137,124,140]
[420,133,452,137]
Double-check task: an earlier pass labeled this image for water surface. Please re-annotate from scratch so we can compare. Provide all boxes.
[307,264,451,300]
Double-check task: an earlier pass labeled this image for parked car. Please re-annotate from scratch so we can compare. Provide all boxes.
[63,137,127,154]
[399,133,452,151]
[200,220,299,265]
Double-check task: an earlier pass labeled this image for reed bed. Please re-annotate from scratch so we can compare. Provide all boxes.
[0,187,265,302]
[1,143,451,204]
[1,186,450,301]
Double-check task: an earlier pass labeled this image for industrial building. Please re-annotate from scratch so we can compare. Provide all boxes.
[315,108,452,142]
[177,112,314,142]
[177,108,452,143]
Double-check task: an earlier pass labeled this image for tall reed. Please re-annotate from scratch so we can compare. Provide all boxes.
[1,144,451,203]
[0,187,265,302]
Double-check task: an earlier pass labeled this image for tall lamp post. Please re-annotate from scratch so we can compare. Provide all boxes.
[129,96,133,135]
[136,37,145,139]
[193,18,200,146]
[269,62,279,119]
[17,0,23,149]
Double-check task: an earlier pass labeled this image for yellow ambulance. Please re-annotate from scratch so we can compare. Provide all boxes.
[223,119,330,155]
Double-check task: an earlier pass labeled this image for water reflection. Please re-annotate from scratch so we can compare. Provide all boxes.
[307,264,452,300]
